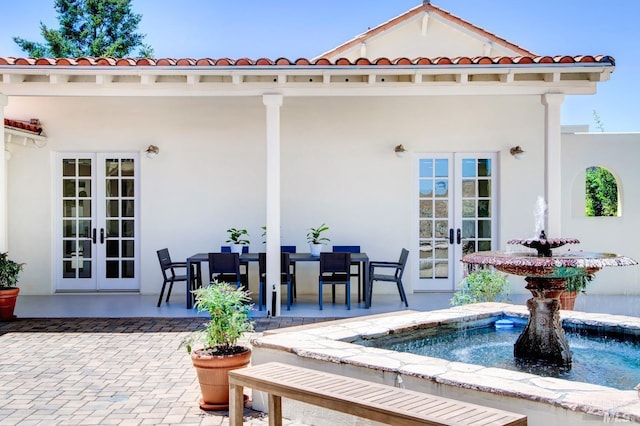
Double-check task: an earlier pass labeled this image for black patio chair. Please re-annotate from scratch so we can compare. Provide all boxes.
[156,248,188,307]
[220,245,249,276]
[318,252,351,310]
[208,252,247,289]
[280,245,297,298]
[332,245,362,302]
[258,252,294,311]
[367,248,409,308]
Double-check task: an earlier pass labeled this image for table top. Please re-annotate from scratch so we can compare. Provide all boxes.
[187,252,368,262]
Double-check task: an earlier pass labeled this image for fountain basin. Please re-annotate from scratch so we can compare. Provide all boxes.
[462,251,635,278]
[462,250,637,365]
[250,305,640,424]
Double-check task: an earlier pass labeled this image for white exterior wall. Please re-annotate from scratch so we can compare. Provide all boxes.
[6,94,547,296]
[561,132,640,295]
[327,12,520,61]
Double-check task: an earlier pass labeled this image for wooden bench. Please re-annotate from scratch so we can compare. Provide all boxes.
[228,362,527,426]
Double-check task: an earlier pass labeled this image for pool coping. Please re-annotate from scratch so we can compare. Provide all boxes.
[251,302,640,423]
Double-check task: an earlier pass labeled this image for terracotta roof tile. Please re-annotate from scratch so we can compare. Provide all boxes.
[4,118,43,134]
[0,55,615,68]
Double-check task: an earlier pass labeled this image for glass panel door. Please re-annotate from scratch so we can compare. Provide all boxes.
[56,153,139,291]
[415,153,497,291]
[417,156,454,291]
[59,157,96,290]
[98,155,139,290]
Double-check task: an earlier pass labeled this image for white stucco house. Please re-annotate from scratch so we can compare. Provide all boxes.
[1,2,637,314]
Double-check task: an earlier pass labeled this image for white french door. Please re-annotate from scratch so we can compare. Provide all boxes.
[415,153,498,291]
[55,153,140,291]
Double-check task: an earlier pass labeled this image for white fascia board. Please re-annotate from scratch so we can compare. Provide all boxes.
[0,80,599,97]
[0,64,607,96]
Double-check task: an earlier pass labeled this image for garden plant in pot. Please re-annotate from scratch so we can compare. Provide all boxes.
[560,274,593,310]
[450,267,510,306]
[306,223,330,257]
[182,280,254,410]
[0,252,24,321]
[225,227,250,254]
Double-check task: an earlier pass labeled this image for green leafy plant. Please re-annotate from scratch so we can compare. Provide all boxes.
[181,281,254,355]
[225,228,250,245]
[0,252,24,289]
[306,223,330,245]
[450,268,510,306]
[13,0,154,58]
[564,274,594,294]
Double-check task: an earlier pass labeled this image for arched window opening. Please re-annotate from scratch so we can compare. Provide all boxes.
[585,166,619,217]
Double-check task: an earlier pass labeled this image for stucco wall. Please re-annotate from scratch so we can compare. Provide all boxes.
[561,132,640,295]
[6,94,547,296]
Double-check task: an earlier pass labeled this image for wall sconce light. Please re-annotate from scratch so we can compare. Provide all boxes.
[145,145,159,159]
[394,144,407,158]
[509,145,525,160]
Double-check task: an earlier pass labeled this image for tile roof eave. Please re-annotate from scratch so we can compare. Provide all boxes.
[0,55,616,70]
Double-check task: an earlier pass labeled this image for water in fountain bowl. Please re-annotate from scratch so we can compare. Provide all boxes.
[366,323,640,390]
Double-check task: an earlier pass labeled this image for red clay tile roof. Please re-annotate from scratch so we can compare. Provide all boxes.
[318,3,538,59]
[4,118,43,134]
[0,55,615,67]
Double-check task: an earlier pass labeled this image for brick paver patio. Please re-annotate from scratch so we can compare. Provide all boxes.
[0,317,337,425]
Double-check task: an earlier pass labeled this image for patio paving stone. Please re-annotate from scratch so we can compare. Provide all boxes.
[0,317,338,425]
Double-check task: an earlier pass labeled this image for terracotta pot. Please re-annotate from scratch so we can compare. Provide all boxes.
[559,291,577,310]
[0,287,19,321]
[191,346,251,411]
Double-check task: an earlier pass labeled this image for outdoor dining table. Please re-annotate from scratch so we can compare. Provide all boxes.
[185,252,370,310]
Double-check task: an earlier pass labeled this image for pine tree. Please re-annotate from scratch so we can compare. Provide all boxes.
[13,0,153,58]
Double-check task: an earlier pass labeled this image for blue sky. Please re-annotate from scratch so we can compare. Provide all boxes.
[1,0,638,132]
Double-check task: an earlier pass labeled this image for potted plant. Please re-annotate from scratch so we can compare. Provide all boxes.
[0,252,24,321]
[560,273,593,310]
[306,223,330,256]
[182,280,254,410]
[225,227,250,254]
[450,268,510,306]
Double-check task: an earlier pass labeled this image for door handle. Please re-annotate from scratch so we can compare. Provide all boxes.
[449,229,454,244]
[100,228,105,244]
[456,228,461,245]
[92,228,96,244]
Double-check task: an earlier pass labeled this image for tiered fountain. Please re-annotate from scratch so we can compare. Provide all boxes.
[462,198,637,366]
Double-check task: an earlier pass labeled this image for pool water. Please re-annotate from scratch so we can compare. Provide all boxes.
[359,323,640,390]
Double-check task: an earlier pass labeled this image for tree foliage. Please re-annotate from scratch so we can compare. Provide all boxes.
[13,0,153,58]
[585,166,618,217]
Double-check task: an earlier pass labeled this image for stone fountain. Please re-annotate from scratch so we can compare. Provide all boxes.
[461,199,637,366]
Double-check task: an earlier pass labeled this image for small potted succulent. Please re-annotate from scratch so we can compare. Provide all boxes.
[0,252,24,321]
[450,268,510,306]
[182,280,254,410]
[225,227,250,254]
[306,223,330,256]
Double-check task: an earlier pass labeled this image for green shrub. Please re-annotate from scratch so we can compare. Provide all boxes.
[451,268,510,306]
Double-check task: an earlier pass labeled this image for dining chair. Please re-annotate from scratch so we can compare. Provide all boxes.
[332,245,362,302]
[258,252,294,311]
[367,248,409,308]
[318,252,351,310]
[208,252,247,289]
[220,245,249,275]
[156,248,188,307]
[280,245,297,299]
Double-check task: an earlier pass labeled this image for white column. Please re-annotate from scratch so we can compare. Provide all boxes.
[263,94,283,316]
[0,95,7,252]
[541,93,564,236]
